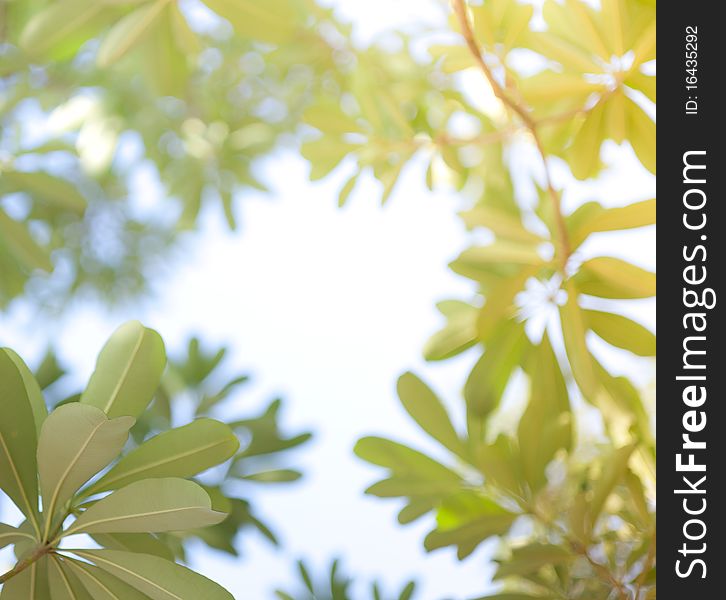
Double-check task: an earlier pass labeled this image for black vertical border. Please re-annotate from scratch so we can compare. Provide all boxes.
[659,2,723,596]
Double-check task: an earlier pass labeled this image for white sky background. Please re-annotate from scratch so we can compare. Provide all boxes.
[0,1,655,598]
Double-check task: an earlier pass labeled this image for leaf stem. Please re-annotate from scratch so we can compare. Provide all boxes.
[0,543,53,584]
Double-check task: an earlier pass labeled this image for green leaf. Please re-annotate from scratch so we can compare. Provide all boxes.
[574,257,656,299]
[494,543,573,579]
[559,282,598,400]
[626,97,656,174]
[1,171,86,215]
[0,209,52,272]
[452,243,544,271]
[337,173,359,208]
[20,0,109,60]
[97,0,167,67]
[304,103,362,136]
[626,71,656,103]
[0,349,41,532]
[71,549,234,599]
[238,469,302,483]
[475,435,524,496]
[201,0,299,44]
[476,268,538,341]
[569,198,655,248]
[568,101,606,180]
[65,478,226,536]
[426,492,516,558]
[138,4,194,97]
[397,372,467,459]
[48,556,93,600]
[354,437,461,483]
[85,418,239,495]
[585,309,655,356]
[398,499,436,524]
[460,206,543,245]
[63,558,149,600]
[465,321,528,426]
[80,321,166,419]
[423,300,478,361]
[0,523,35,550]
[301,138,357,181]
[0,555,50,599]
[38,403,134,529]
[398,581,416,600]
[365,476,460,499]
[90,532,174,561]
[600,0,626,56]
[2,349,47,436]
[34,350,65,391]
[518,333,572,491]
[587,443,637,530]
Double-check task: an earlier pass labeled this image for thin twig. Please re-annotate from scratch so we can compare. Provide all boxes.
[450,0,571,267]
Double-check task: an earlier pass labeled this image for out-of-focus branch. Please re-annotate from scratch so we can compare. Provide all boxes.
[451,0,572,266]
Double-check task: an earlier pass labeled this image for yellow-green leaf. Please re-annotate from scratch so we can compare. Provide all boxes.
[559,282,598,400]
[1,171,86,215]
[0,555,50,599]
[626,98,656,174]
[84,418,240,495]
[0,349,41,532]
[80,321,166,419]
[0,209,52,273]
[575,257,656,299]
[20,0,108,60]
[571,198,655,248]
[0,523,35,550]
[65,478,226,536]
[2,349,47,436]
[423,300,478,361]
[568,101,606,180]
[585,309,655,356]
[201,0,298,44]
[71,549,234,599]
[62,557,150,600]
[465,321,527,425]
[97,0,167,67]
[397,372,467,459]
[518,333,572,490]
[48,556,93,600]
[587,443,637,530]
[460,206,543,245]
[38,403,134,528]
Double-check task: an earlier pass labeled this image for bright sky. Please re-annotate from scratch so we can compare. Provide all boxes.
[0,1,655,598]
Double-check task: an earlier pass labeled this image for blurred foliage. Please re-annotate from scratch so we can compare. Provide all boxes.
[1,0,349,308]
[276,559,416,600]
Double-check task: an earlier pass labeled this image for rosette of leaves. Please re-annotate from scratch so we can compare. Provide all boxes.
[23,327,312,561]
[521,0,656,178]
[0,322,237,598]
[275,559,416,600]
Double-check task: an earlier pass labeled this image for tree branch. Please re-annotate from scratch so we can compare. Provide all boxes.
[0,543,53,584]
[450,0,571,267]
